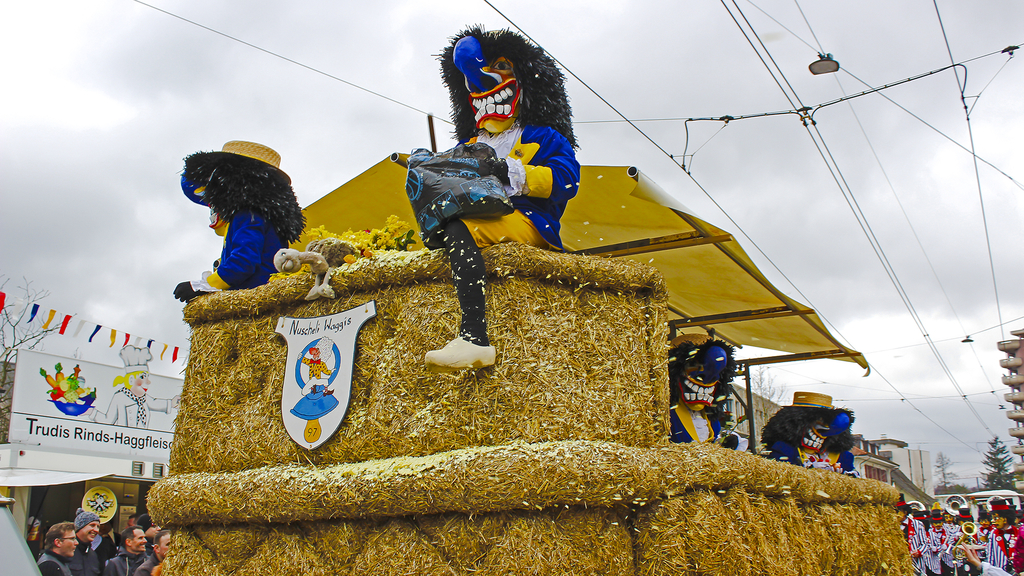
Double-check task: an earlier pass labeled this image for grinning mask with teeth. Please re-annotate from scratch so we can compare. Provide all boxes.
[761,404,855,456]
[453,36,521,133]
[668,339,736,416]
[441,26,577,147]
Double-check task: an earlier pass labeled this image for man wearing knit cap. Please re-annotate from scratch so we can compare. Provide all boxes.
[69,508,102,576]
[135,514,159,556]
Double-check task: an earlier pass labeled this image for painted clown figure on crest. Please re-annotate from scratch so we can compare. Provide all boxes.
[410,26,580,372]
[667,334,739,446]
[174,141,305,302]
[760,391,860,476]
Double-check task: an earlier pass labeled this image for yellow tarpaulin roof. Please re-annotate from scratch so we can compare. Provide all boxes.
[300,157,866,370]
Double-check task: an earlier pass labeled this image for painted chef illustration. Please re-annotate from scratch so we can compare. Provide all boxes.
[86,345,180,428]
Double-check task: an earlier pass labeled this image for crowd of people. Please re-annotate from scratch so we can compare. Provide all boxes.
[899,496,1022,576]
[36,509,170,576]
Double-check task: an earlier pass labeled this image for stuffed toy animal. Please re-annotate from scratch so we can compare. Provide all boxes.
[760,391,859,475]
[174,140,305,302]
[412,26,581,372]
[667,334,738,445]
[274,238,359,301]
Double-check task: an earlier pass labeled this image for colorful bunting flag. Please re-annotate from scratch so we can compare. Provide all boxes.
[58,314,73,335]
[4,296,186,363]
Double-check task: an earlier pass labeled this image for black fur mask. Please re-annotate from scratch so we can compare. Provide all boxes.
[668,339,736,421]
[760,404,855,454]
[440,26,577,148]
[182,152,305,244]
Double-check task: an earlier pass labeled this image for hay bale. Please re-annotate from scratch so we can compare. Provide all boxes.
[161,506,632,576]
[150,440,896,527]
[170,243,669,474]
[634,490,912,576]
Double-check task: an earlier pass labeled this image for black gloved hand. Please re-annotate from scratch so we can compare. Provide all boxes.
[173,281,202,303]
[480,157,510,186]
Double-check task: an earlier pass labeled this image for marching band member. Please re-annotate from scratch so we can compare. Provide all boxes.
[925,508,946,576]
[941,507,961,575]
[954,506,974,576]
[897,496,928,575]
[984,499,1015,574]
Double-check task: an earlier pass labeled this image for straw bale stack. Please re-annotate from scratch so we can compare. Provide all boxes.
[170,242,669,475]
[152,242,910,575]
[151,440,907,575]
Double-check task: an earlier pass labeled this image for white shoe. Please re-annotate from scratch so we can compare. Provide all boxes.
[424,337,496,372]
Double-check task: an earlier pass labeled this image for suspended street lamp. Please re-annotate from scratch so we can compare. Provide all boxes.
[809,53,840,75]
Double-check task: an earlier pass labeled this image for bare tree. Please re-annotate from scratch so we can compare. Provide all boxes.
[1,276,56,442]
[934,452,961,493]
[750,365,787,407]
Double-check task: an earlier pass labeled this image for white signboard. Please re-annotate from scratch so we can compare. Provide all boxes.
[9,348,183,459]
[275,301,377,450]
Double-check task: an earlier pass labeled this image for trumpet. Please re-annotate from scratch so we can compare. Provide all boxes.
[953,522,979,560]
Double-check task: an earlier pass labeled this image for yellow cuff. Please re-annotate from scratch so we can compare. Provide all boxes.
[206,273,230,290]
[523,165,553,199]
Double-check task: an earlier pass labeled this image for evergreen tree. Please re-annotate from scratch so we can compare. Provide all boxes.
[982,436,1015,491]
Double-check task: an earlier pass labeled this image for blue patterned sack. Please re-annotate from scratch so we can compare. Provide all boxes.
[405,143,514,249]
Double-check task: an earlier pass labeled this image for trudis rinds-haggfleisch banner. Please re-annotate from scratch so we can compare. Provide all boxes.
[9,348,183,459]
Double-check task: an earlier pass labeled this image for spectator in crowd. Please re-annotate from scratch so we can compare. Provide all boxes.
[92,522,118,566]
[135,530,170,576]
[102,526,148,576]
[135,514,160,556]
[37,522,77,576]
[69,508,102,576]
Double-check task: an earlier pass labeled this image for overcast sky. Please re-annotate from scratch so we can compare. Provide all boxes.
[1,0,1022,482]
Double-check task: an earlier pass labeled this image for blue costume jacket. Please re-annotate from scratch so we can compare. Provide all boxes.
[207,212,283,290]
[508,126,579,250]
[470,125,579,250]
[669,404,721,443]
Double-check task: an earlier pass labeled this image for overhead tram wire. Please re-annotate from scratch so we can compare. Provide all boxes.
[573,51,1023,192]
[719,0,998,437]
[792,0,825,54]
[933,0,1004,341]
[479,0,814,299]
[479,1,991,447]
[824,71,996,395]
[131,0,449,125]
[842,67,1023,193]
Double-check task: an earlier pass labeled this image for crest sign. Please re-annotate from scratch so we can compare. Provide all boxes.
[275,301,377,450]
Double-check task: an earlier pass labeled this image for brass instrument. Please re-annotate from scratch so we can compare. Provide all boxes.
[953,522,980,560]
[907,500,926,512]
[946,495,969,516]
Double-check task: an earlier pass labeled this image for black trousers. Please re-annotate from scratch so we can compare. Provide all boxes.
[442,220,489,347]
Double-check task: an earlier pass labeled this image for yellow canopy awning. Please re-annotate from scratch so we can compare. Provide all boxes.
[300,157,866,370]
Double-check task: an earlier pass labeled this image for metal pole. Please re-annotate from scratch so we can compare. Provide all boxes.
[427,114,438,153]
[744,364,756,454]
